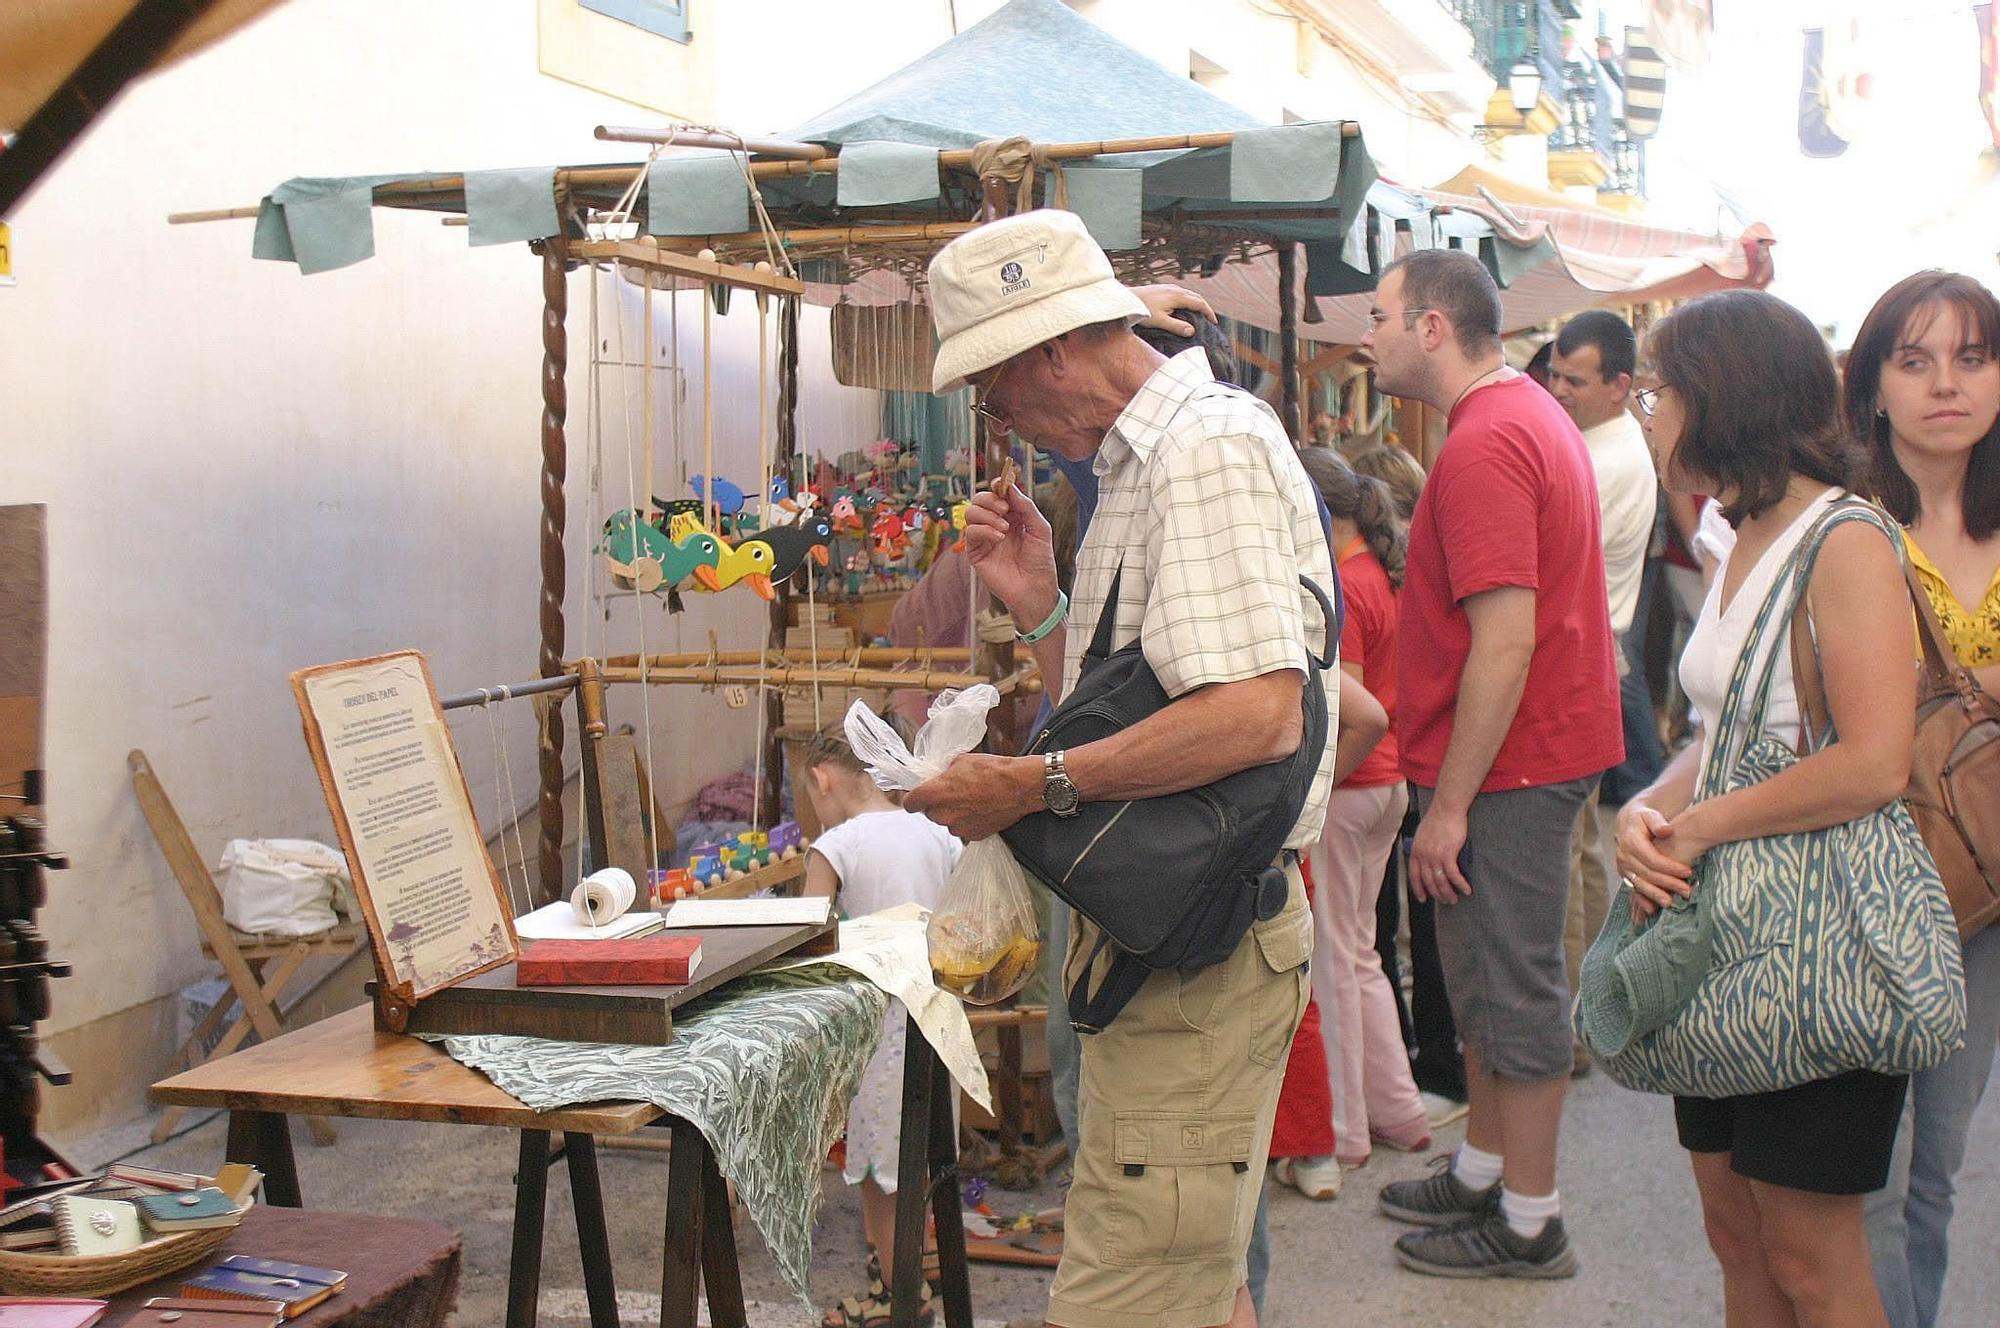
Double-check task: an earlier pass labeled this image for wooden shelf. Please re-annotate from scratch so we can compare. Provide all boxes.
[571,240,806,297]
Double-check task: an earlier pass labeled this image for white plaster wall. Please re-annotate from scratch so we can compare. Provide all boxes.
[0,0,907,1064]
[1073,0,1479,186]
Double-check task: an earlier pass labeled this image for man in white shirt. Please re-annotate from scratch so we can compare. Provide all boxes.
[1549,310,1662,1073]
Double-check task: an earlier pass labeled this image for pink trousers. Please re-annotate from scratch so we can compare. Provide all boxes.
[1310,781,1427,1165]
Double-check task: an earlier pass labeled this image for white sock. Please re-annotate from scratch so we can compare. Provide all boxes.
[1451,1143,1503,1190]
[1501,1187,1561,1238]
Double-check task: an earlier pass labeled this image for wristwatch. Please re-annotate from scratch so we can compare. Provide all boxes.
[1042,750,1081,818]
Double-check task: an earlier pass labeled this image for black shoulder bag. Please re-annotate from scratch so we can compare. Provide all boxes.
[1000,565,1341,1032]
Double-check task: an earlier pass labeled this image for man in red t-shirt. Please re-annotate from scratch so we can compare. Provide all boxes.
[1361,250,1623,1281]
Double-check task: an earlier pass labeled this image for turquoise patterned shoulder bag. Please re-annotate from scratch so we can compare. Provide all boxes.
[1576,498,1965,1099]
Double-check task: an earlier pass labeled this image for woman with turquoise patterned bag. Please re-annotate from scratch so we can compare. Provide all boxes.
[1583,291,1965,1328]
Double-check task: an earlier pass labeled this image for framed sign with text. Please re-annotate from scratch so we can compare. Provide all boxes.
[291,651,517,1019]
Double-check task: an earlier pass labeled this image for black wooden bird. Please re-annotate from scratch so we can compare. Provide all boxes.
[755,513,835,586]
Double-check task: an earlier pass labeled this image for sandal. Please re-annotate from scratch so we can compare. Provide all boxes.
[819,1248,936,1328]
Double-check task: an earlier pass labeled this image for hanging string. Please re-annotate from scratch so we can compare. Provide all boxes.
[751,289,773,828]
[612,256,663,888]
[482,693,529,919]
[702,288,716,534]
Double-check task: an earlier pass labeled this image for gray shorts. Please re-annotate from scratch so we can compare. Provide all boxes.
[1416,777,1597,1082]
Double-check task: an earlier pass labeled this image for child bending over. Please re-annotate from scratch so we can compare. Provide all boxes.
[802,724,961,1327]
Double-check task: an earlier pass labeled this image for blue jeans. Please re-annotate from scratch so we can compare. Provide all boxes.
[1865,923,2000,1327]
[1247,1174,1271,1320]
[1044,902,1081,1151]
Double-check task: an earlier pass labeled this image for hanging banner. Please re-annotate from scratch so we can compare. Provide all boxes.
[1979,4,2000,152]
[1798,29,1850,159]
[1622,26,1667,139]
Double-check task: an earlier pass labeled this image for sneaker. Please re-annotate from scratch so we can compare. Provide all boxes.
[1274,1155,1342,1200]
[1371,1123,1434,1154]
[1377,1155,1498,1227]
[1420,1090,1470,1130]
[1394,1210,1579,1279]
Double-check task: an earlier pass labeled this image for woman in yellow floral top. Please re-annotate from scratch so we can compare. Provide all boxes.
[1845,271,2000,1328]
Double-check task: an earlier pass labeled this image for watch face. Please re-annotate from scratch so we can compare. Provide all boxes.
[1045,777,1080,815]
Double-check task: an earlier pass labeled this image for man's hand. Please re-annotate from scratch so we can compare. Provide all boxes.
[1409,802,1472,902]
[1130,283,1217,337]
[960,482,1061,627]
[905,753,1042,842]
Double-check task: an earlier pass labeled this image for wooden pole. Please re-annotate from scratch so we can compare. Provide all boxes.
[602,647,974,669]
[161,125,1368,225]
[533,235,570,904]
[1277,244,1302,443]
[593,126,830,159]
[595,664,1012,691]
[763,295,800,825]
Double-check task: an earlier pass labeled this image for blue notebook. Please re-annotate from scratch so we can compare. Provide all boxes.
[178,1257,347,1319]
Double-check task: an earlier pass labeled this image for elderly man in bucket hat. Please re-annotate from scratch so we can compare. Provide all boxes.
[904,210,1338,1328]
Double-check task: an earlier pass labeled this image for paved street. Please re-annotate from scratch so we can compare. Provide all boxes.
[73,1049,1999,1327]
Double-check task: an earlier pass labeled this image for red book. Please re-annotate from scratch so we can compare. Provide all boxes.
[515,935,704,987]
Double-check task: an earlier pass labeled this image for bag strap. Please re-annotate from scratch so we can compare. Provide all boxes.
[1901,551,2000,719]
[1301,573,1341,672]
[1700,498,1896,798]
[1083,565,1126,670]
[1065,933,1149,1034]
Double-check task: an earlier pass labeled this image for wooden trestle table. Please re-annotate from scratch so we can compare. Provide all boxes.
[150,1003,972,1328]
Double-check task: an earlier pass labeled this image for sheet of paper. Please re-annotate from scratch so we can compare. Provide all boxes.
[661,896,832,929]
[295,653,514,997]
[514,901,664,942]
[769,902,992,1111]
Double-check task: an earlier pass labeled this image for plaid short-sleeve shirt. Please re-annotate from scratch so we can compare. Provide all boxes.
[1064,349,1339,848]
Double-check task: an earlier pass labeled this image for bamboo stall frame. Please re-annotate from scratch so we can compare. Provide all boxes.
[168,122,1348,893]
[591,661,1040,695]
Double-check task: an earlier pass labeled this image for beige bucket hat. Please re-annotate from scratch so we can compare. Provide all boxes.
[927,209,1147,394]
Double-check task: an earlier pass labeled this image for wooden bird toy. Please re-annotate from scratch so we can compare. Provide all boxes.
[870,508,910,560]
[668,528,726,591]
[758,513,835,585]
[703,537,778,599]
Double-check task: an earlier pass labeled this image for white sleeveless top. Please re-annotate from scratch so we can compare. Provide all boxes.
[1679,489,1845,774]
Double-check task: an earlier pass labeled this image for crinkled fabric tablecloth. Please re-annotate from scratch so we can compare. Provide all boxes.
[435,965,888,1305]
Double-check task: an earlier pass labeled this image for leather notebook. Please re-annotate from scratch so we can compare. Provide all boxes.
[133,1301,282,1327]
[179,1256,347,1319]
[515,934,704,986]
[51,1197,141,1257]
[0,1299,109,1328]
[135,1189,242,1233]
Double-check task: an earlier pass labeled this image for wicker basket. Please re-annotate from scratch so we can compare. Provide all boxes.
[0,1196,246,1297]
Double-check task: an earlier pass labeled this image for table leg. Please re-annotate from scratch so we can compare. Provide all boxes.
[507,1129,551,1328]
[226,1110,302,1207]
[698,1139,747,1328]
[660,1117,705,1328]
[927,1046,975,1328]
[889,1011,934,1328]
[562,1133,619,1328]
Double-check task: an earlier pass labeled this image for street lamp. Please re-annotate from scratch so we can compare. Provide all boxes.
[1508,59,1543,115]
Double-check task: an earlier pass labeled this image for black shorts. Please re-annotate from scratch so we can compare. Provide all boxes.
[1674,1069,1908,1195]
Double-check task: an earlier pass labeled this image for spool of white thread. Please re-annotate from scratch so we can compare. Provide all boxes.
[570,867,637,925]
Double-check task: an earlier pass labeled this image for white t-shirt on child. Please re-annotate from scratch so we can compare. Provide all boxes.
[811,809,961,917]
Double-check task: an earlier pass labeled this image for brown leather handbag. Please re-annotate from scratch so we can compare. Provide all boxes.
[1903,569,2000,937]
[1791,557,2000,938]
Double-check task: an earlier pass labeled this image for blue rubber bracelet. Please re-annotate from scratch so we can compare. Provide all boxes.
[1017,590,1070,644]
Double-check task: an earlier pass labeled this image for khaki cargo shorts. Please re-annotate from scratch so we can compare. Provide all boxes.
[1047,863,1310,1328]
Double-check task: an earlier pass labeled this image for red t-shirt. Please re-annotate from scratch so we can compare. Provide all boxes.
[1336,538,1402,788]
[1397,375,1623,791]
